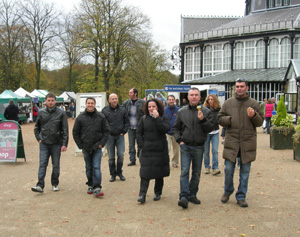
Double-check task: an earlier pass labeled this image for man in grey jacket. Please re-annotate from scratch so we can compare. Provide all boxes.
[173,88,214,209]
[32,93,69,193]
[102,93,130,182]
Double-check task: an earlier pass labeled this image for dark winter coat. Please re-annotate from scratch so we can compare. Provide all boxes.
[4,104,19,122]
[34,106,69,146]
[137,115,170,179]
[122,98,145,126]
[73,109,110,152]
[102,104,130,136]
[205,107,220,131]
[164,105,180,135]
[218,93,264,164]
[173,105,214,146]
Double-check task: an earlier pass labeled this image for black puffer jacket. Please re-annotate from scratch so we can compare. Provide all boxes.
[205,107,220,131]
[4,104,19,122]
[34,106,69,146]
[102,104,130,136]
[72,109,110,152]
[137,115,170,179]
[173,105,214,146]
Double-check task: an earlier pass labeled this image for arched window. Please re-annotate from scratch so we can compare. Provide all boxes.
[245,40,255,69]
[256,40,265,69]
[268,39,279,68]
[223,44,231,70]
[280,38,291,67]
[185,47,193,73]
[234,42,244,70]
[194,47,201,73]
[294,38,300,59]
[213,44,222,71]
[203,45,212,72]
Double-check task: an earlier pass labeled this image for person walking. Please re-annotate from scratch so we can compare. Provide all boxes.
[102,93,130,182]
[173,88,214,209]
[203,94,221,175]
[122,88,145,166]
[136,99,170,204]
[4,99,19,122]
[31,93,69,193]
[265,99,274,134]
[73,97,110,197]
[164,95,180,168]
[69,102,76,119]
[32,104,39,122]
[218,78,263,207]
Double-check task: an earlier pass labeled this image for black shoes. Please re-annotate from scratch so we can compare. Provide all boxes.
[153,194,161,201]
[128,161,136,166]
[221,193,231,203]
[237,200,248,207]
[178,198,188,209]
[137,195,146,203]
[189,196,201,204]
[109,175,116,182]
[118,173,126,181]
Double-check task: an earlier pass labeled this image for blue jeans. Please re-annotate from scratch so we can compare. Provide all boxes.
[224,159,251,201]
[37,143,61,189]
[82,148,102,189]
[179,144,204,200]
[204,132,219,170]
[128,128,140,162]
[265,117,271,134]
[107,135,125,175]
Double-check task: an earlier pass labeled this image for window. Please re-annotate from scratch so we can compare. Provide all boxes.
[185,47,193,73]
[245,41,255,69]
[203,45,212,72]
[268,39,279,68]
[234,42,244,70]
[194,47,201,72]
[256,40,265,69]
[280,38,291,67]
[294,38,300,59]
[275,0,281,7]
[223,44,231,70]
[213,44,222,71]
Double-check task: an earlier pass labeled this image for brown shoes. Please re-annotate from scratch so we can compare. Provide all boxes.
[237,200,248,207]
[221,193,231,203]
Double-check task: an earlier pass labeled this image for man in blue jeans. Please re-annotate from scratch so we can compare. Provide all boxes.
[73,97,110,197]
[173,88,214,209]
[32,93,69,193]
[102,93,130,182]
[218,78,263,207]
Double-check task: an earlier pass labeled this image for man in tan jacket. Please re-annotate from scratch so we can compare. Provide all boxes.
[218,78,263,207]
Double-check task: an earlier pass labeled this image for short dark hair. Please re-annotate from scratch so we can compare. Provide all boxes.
[188,87,200,95]
[236,78,248,86]
[142,98,164,116]
[86,97,96,103]
[9,99,14,105]
[130,87,138,96]
[167,95,175,100]
[45,93,56,100]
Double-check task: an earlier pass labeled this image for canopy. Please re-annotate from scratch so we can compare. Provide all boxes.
[31,89,64,102]
[14,87,39,104]
[59,92,76,103]
[0,90,32,103]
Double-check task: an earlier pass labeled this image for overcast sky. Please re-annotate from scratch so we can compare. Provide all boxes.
[50,0,245,53]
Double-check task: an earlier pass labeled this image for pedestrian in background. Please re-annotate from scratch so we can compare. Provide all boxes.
[203,94,221,175]
[4,99,19,122]
[265,99,274,134]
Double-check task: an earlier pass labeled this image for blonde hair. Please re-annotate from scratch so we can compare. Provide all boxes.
[204,94,221,109]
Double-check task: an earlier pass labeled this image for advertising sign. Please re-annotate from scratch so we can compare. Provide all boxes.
[0,121,19,163]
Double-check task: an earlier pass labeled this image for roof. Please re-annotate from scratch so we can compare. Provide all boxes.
[14,87,37,98]
[182,68,287,84]
[284,59,300,80]
[183,6,300,42]
[59,92,76,102]
[0,90,32,103]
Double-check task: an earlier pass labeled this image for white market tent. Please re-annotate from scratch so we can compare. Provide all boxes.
[14,87,38,102]
[59,92,76,103]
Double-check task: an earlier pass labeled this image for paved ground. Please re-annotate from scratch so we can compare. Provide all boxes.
[0,118,300,236]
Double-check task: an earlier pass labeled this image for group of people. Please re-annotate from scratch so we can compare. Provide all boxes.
[31,79,264,209]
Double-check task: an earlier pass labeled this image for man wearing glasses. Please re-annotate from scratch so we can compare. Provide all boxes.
[218,78,263,207]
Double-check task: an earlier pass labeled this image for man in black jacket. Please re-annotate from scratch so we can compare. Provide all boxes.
[122,88,145,166]
[173,88,214,209]
[102,93,130,182]
[4,100,19,122]
[73,97,110,197]
[32,93,69,193]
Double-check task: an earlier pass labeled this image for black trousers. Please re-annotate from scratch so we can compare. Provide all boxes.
[139,177,164,196]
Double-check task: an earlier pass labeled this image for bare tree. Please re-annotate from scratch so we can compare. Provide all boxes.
[56,14,84,91]
[0,0,28,90]
[20,0,60,89]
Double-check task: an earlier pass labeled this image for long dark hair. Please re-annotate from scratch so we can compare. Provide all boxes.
[143,98,164,116]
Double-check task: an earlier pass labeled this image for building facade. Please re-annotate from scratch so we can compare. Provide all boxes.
[179,0,300,103]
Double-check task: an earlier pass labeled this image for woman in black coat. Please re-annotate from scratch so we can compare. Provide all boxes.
[136,98,170,204]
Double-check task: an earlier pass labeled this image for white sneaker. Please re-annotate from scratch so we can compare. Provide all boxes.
[31,186,43,193]
[205,168,210,174]
[52,185,59,192]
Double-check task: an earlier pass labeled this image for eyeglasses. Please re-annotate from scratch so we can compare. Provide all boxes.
[236,78,246,82]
